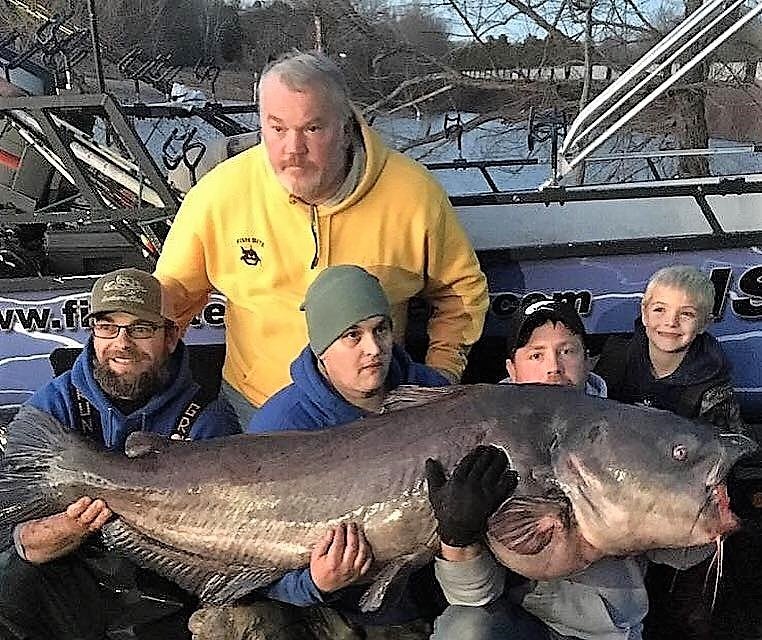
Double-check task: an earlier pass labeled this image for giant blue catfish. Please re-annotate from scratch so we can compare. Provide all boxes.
[0,384,754,610]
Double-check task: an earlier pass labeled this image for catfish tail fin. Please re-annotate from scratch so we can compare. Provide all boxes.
[0,405,77,547]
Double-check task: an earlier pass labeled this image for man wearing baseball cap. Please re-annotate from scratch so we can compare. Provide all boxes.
[429,298,712,640]
[194,266,449,640]
[503,298,606,395]
[0,268,239,640]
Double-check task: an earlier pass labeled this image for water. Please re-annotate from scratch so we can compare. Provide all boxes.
[127,107,554,195]
[371,113,552,193]
[123,100,762,197]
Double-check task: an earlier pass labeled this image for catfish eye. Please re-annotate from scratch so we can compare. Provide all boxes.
[672,444,688,461]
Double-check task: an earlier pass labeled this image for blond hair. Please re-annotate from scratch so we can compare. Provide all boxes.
[642,265,715,328]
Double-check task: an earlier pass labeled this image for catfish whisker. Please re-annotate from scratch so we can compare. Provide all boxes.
[702,535,724,612]
[689,489,715,537]
[712,536,724,612]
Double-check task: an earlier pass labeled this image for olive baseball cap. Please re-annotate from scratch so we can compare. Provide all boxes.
[301,265,391,356]
[85,268,166,325]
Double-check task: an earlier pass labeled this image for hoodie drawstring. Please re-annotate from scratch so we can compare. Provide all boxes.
[289,195,320,269]
[309,203,320,269]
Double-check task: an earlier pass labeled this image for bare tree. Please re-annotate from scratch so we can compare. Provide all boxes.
[4,0,762,182]
[400,0,761,178]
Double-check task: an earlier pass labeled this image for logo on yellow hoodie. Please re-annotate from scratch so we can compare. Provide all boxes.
[240,246,261,266]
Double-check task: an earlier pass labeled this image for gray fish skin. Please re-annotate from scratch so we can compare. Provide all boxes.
[0,384,755,607]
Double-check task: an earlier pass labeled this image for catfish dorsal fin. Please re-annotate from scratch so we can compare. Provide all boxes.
[124,431,175,458]
[381,385,463,414]
[487,494,570,555]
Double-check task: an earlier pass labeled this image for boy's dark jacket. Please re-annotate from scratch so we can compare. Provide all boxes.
[594,318,745,432]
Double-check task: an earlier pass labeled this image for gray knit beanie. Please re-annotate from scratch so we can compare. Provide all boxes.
[301,265,391,356]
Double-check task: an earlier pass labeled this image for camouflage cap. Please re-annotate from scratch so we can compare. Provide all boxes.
[85,268,165,325]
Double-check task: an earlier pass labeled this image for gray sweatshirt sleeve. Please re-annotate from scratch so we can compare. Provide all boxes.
[434,552,506,606]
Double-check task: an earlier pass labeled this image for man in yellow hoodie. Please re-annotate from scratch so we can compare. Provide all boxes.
[155,50,488,425]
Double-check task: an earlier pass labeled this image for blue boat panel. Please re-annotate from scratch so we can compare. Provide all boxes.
[2,248,761,418]
[481,248,762,416]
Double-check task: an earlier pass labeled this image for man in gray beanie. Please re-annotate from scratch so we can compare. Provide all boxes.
[189,266,448,640]
[249,264,449,430]
[301,264,392,359]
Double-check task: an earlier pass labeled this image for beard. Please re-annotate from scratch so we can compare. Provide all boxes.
[277,165,325,201]
[93,348,171,404]
[277,147,349,203]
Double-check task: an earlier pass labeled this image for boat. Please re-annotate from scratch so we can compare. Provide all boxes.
[2,0,762,422]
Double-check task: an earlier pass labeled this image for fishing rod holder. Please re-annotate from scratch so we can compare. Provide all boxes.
[527,107,567,185]
[443,112,464,159]
[117,49,182,101]
[162,127,206,186]
[3,13,86,73]
[194,60,221,103]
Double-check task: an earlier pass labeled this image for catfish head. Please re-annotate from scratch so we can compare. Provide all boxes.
[482,393,756,580]
[550,402,756,556]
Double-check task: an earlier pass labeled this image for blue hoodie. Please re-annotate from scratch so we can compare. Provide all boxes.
[27,339,240,450]
[248,344,449,434]
[248,344,449,620]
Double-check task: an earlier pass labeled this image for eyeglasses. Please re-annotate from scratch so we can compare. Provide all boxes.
[90,322,167,340]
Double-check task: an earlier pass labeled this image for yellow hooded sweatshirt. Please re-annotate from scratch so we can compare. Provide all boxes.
[155,117,488,407]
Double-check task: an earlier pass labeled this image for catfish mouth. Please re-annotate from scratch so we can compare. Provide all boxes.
[724,448,762,526]
[697,483,741,540]
[701,437,762,536]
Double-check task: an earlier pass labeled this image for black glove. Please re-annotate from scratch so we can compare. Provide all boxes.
[426,445,518,547]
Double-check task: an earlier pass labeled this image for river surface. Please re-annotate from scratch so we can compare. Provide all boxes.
[123,89,762,197]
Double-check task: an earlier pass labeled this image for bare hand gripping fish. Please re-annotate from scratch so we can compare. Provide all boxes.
[0,384,754,611]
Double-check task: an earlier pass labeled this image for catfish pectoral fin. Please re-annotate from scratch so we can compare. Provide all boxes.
[100,519,278,605]
[200,567,282,606]
[358,552,431,613]
[487,495,571,555]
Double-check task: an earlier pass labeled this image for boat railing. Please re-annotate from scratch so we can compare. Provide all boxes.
[555,0,762,184]
[2,91,762,269]
[0,93,260,264]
